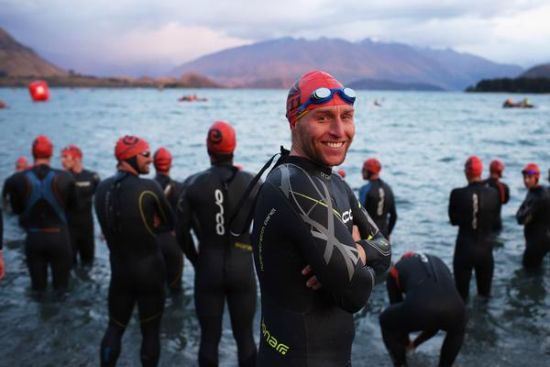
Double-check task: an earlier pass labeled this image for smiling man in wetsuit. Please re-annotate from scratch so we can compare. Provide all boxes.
[95,136,174,367]
[516,163,550,269]
[380,252,466,367]
[152,147,184,292]
[177,121,258,367]
[251,70,391,366]
[61,144,100,266]
[4,135,77,292]
[449,156,499,301]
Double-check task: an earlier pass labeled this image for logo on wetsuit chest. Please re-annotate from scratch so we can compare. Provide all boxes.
[342,209,353,224]
[261,319,290,356]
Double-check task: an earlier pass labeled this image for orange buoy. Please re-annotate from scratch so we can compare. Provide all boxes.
[28,80,50,102]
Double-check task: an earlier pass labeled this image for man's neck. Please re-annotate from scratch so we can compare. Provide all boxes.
[34,158,50,166]
[118,161,139,176]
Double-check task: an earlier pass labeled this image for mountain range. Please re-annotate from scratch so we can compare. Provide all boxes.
[171,37,523,90]
[0,26,535,90]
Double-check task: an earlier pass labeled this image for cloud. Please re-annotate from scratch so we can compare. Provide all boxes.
[1,0,549,73]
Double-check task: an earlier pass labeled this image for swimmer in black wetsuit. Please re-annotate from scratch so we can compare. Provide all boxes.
[177,121,258,367]
[449,156,499,301]
[95,136,174,367]
[4,135,77,291]
[3,156,30,214]
[358,158,397,239]
[380,252,466,367]
[61,145,100,266]
[153,147,184,291]
[252,70,391,366]
[516,163,550,269]
[483,159,510,232]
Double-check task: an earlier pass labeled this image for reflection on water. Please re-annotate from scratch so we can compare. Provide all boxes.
[0,89,549,366]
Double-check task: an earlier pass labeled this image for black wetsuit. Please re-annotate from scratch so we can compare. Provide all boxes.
[68,169,100,265]
[5,164,76,291]
[177,163,258,367]
[483,177,510,231]
[95,171,174,367]
[359,178,397,238]
[252,155,391,367]
[449,181,499,300]
[380,253,465,367]
[153,173,184,291]
[516,185,550,268]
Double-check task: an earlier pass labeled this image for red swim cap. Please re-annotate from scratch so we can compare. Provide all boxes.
[15,156,29,171]
[522,163,540,178]
[489,159,504,177]
[363,158,382,174]
[115,135,150,161]
[337,169,346,178]
[61,144,83,160]
[465,156,483,178]
[286,70,347,125]
[207,121,236,154]
[154,147,172,172]
[32,135,53,158]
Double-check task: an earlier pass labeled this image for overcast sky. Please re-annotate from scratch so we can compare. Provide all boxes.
[2,0,549,76]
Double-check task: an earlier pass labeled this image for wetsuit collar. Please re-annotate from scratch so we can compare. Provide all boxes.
[117,161,139,176]
[285,155,332,176]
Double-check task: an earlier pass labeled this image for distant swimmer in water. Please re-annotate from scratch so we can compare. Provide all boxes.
[152,147,184,292]
[252,70,391,366]
[4,135,77,292]
[0,100,6,109]
[516,163,550,269]
[61,145,100,266]
[178,93,208,102]
[379,252,466,367]
[502,98,534,108]
[374,99,382,107]
[449,156,499,301]
[177,121,259,367]
[95,136,174,367]
[359,158,397,239]
[337,168,347,178]
[483,159,510,232]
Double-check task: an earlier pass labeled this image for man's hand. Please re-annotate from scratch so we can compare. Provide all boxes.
[302,265,322,290]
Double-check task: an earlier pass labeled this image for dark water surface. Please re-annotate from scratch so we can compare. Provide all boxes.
[0,88,549,366]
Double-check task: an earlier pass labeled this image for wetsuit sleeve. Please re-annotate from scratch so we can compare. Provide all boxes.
[348,186,392,276]
[516,194,536,224]
[387,185,397,236]
[267,181,376,313]
[176,182,198,267]
[448,189,460,226]
[386,267,403,304]
[502,183,510,204]
[6,174,26,214]
[0,208,3,250]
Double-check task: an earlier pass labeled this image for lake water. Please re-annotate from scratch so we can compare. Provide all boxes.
[0,88,549,366]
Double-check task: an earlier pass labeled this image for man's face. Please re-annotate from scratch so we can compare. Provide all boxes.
[291,105,355,167]
[61,154,75,171]
[136,151,152,174]
[523,173,538,189]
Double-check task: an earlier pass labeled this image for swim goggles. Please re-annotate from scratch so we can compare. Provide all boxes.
[140,151,151,158]
[522,169,538,176]
[297,87,356,114]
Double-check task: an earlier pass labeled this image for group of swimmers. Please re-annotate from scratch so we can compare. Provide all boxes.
[0,69,548,367]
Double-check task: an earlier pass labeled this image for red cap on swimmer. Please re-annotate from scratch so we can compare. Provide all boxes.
[489,160,504,177]
[61,144,83,160]
[115,135,150,161]
[465,156,483,178]
[32,135,53,159]
[207,121,236,154]
[154,147,172,172]
[522,163,540,179]
[286,70,356,125]
[363,158,382,174]
[15,156,29,171]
